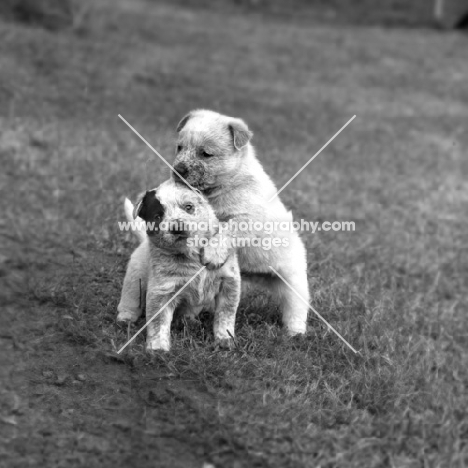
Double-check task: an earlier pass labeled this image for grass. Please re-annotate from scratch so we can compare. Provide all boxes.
[2,0,468,466]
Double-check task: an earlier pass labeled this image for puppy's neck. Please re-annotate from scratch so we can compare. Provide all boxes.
[149,240,201,263]
[208,144,275,203]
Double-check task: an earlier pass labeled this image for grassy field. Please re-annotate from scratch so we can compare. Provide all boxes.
[1,0,468,466]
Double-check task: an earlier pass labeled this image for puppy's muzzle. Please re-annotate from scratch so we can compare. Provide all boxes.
[167,219,188,237]
[173,163,189,181]
[173,161,207,189]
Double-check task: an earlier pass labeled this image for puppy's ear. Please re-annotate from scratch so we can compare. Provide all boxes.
[132,190,150,219]
[176,112,193,133]
[133,190,164,222]
[228,118,253,151]
[132,194,145,220]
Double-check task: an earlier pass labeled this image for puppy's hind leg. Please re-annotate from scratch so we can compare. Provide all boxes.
[176,303,203,322]
[274,271,309,335]
[271,238,309,335]
[117,242,149,324]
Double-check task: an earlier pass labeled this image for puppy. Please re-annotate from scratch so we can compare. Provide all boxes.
[172,110,310,335]
[117,180,240,352]
[119,109,310,336]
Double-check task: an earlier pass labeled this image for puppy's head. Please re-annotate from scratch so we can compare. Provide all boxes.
[172,109,253,195]
[134,180,217,254]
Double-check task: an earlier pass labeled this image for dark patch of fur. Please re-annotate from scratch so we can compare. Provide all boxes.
[137,191,164,235]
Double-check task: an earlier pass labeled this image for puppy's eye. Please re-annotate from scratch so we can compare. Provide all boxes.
[177,145,183,153]
[201,150,213,158]
[184,204,194,213]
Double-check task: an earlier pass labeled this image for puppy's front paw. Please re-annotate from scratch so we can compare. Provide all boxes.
[214,337,234,350]
[146,338,171,353]
[116,307,140,324]
[200,244,229,270]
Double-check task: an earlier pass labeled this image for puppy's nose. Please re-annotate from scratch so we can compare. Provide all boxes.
[174,163,188,180]
[168,220,186,236]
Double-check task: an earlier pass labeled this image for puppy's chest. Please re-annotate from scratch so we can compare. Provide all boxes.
[183,270,222,307]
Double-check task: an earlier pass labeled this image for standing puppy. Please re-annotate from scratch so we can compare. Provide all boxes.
[172,110,309,334]
[117,180,240,351]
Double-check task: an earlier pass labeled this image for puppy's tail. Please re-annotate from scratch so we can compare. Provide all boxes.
[124,197,146,243]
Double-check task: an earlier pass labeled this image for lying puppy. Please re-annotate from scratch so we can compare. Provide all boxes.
[119,109,309,336]
[117,180,240,352]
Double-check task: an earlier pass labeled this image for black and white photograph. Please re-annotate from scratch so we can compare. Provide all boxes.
[1,0,467,466]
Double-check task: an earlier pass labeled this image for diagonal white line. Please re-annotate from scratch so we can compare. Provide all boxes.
[118,114,203,199]
[117,266,206,354]
[269,266,359,354]
[268,115,356,202]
